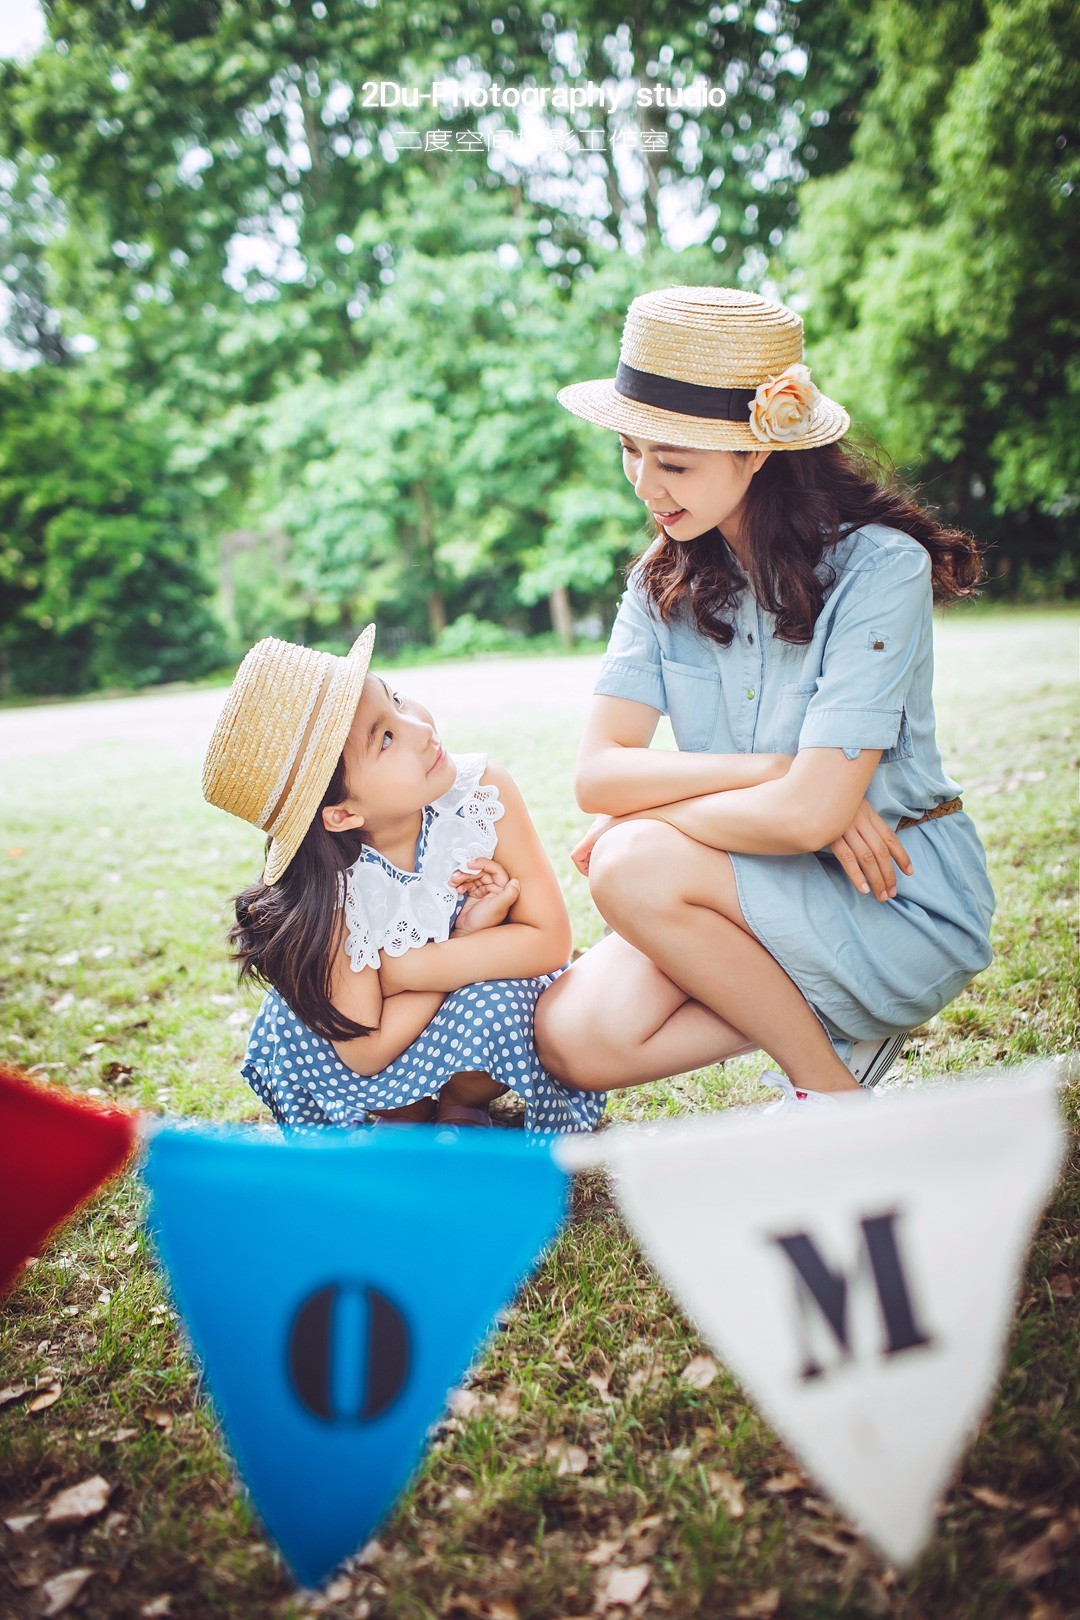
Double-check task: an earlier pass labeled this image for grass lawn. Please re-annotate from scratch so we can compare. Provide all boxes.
[0,607,1077,1619]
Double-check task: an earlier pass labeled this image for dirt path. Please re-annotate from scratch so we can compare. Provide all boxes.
[0,655,605,763]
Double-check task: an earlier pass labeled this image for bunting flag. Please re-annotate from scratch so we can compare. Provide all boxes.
[559,1065,1064,1567]
[0,1065,137,1298]
[143,1125,569,1589]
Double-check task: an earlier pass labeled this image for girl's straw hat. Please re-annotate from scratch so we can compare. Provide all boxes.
[202,626,376,886]
[557,286,849,451]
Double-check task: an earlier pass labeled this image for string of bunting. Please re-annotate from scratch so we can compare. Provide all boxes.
[0,1061,1065,1590]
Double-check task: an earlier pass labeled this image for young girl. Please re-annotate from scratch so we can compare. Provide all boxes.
[535,285,996,1116]
[201,627,605,1135]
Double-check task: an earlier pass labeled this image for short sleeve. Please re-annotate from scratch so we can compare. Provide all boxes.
[593,571,666,712]
[798,543,931,759]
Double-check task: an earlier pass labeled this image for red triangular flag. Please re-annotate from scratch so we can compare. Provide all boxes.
[0,1066,137,1296]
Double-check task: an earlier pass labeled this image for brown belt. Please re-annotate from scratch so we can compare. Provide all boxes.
[896,797,963,831]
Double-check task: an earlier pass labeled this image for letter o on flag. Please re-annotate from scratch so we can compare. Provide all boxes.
[287,1282,410,1423]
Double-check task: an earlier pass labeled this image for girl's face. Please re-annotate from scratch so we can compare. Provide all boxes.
[323,673,456,834]
[617,433,771,543]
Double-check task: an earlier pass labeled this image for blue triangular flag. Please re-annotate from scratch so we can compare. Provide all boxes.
[143,1125,570,1587]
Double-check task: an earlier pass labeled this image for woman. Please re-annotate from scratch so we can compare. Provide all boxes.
[534,285,995,1116]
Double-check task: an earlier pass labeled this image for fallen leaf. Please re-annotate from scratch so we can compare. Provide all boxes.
[0,1383,32,1409]
[10,1549,50,1590]
[140,1599,173,1617]
[3,1513,40,1533]
[108,1428,139,1443]
[967,1484,1015,1511]
[545,1439,589,1476]
[45,1475,112,1528]
[494,1386,520,1420]
[39,1567,93,1616]
[763,1469,805,1495]
[997,1521,1071,1585]
[586,1363,614,1399]
[448,1389,481,1418]
[732,1591,780,1619]
[101,1062,134,1085]
[1048,1271,1074,1300]
[595,1563,651,1607]
[142,1405,174,1433]
[584,1537,625,1566]
[1026,1598,1067,1620]
[802,1527,853,1558]
[680,1354,719,1391]
[28,1386,61,1412]
[707,1469,745,1518]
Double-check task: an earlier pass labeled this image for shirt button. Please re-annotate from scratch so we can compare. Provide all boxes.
[746,687,755,700]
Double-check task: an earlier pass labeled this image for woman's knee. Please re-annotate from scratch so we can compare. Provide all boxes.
[589,819,713,921]
[535,992,603,1088]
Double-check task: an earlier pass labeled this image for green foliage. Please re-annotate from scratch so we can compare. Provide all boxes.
[791,0,1080,580]
[434,612,518,657]
[0,367,226,694]
[0,0,1074,699]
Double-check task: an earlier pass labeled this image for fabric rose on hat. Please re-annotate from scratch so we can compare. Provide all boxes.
[748,364,820,444]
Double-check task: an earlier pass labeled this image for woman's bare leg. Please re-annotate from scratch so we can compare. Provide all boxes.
[589,822,861,1095]
[535,931,755,1091]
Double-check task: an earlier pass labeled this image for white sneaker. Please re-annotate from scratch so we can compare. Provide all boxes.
[760,1072,843,1117]
[845,1033,907,1088]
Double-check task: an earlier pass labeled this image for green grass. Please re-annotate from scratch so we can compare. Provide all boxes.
[1,608,1077,1619]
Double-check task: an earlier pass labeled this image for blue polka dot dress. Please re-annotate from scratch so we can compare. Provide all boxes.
[240,755,606,1139]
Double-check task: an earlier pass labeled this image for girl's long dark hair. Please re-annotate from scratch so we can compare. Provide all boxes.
[229,754,371,1042]
[636,439,981,645]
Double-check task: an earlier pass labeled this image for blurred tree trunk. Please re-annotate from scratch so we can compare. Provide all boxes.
[549,583,574,649]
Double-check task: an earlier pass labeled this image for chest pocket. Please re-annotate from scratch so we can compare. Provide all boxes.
[769,681,818,754]
[660,655,721,752]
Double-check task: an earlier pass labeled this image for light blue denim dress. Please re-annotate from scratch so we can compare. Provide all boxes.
[593,523,995,1042]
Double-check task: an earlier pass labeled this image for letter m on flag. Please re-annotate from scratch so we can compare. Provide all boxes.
[771,1211,934,1382]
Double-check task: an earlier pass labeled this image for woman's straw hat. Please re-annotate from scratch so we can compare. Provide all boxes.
[557,286,849,451]
[202,626,376,885]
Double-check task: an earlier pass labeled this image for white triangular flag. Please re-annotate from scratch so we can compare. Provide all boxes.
[558,1065,1064,1566]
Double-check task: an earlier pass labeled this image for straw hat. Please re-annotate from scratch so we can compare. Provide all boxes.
[557,285,849,451]
[202,626,376,885]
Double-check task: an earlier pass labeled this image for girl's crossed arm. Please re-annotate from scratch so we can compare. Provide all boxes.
[327,930,446,1078]
[378,762,572,994]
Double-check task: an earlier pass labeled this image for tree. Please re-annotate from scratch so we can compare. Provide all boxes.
[790,0,1079,583]
[0,367,225,695]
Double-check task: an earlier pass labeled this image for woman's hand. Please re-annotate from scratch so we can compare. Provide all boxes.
[450,857,520,933]
[829,799,914,901]
[570,814,617,877]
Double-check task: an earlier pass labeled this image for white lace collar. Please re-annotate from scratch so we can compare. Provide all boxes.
[341,753,504,972]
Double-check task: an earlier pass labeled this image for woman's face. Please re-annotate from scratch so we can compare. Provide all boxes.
[327,673,456,832]
[617,433,770,543]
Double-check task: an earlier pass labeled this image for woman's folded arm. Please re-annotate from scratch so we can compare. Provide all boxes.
[612,746,884,855]
[574,695,791,816]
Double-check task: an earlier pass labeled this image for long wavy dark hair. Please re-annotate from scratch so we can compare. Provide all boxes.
[636,440,981,644]
[228,754,371,1042]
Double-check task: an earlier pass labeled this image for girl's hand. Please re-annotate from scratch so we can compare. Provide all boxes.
[449,857,511,898]
[570,814,617,877]
[451,858,521,933]
[829,798,914,901]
